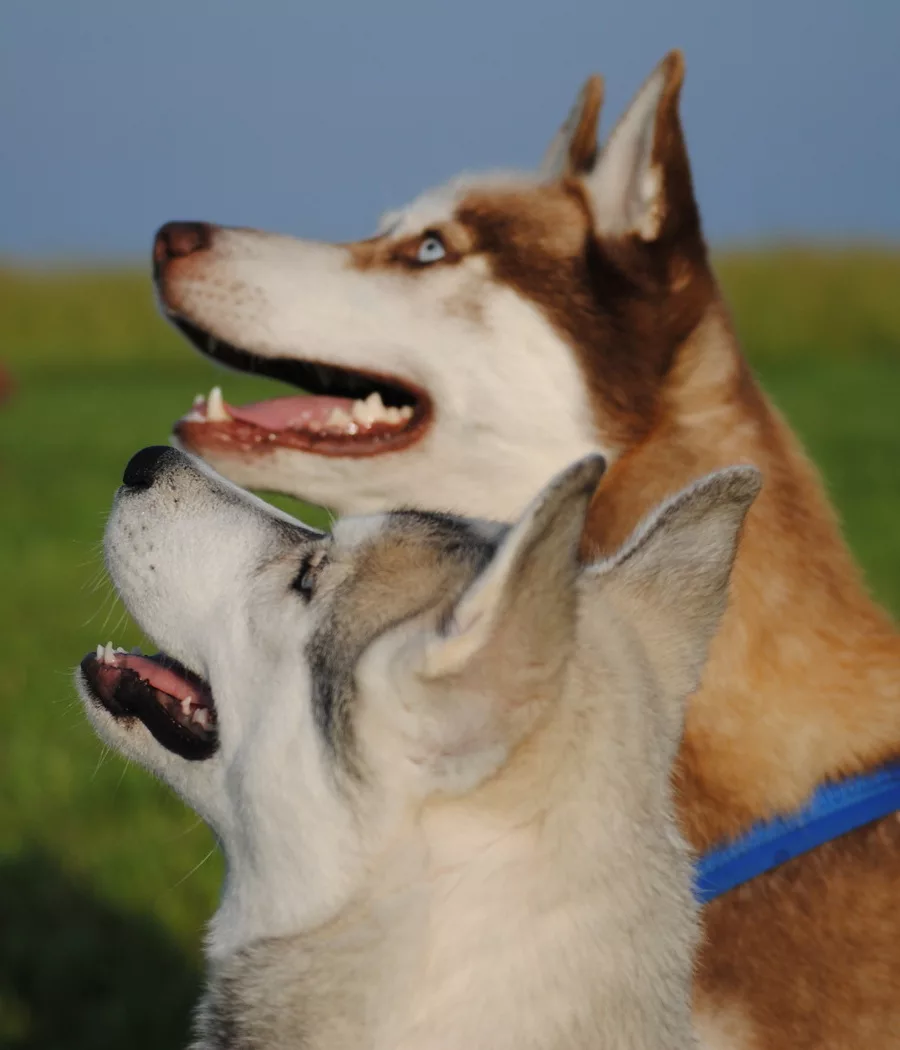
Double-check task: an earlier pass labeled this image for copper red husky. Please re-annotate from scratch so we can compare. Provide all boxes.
[153,52,900,1049]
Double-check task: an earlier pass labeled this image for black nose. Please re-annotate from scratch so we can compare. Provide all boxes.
[122,446,177,490]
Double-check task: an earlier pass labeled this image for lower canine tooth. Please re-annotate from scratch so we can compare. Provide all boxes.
[206,386,231,422]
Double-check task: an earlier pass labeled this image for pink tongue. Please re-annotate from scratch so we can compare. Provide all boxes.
[117,655,204,703]
[226,395,354,431]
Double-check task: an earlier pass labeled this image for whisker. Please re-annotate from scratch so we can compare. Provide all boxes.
[170,816,204,841]
[162,846,218,899]
[82,586,118,629]
[92,745,113,780]
[112,758,131,798]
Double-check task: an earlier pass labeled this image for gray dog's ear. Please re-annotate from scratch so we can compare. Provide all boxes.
[594,466,762,702]
[539,75,605,179]
[391,455,604,792]
[420,455,606,686]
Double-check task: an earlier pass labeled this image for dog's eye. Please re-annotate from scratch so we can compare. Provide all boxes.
[416,233,446,264]
[292,551,325,602]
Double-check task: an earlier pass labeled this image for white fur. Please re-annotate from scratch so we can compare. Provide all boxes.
[167,183,605,520]
[76,452,758,1049]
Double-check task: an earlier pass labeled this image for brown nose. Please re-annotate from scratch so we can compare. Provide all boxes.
[153,221,212,270]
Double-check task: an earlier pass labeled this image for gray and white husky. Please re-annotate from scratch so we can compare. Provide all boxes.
[76,446,758,1050]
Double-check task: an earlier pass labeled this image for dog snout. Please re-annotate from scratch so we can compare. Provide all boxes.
[122,445,183,491]
[119,446,253,515]
[153,221,212,273]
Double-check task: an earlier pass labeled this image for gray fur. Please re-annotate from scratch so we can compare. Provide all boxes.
[77,451,759,1050]
[305,510,498,767]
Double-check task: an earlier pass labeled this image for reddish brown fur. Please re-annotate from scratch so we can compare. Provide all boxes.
[343,51,900,1048]
[562,74,604,175]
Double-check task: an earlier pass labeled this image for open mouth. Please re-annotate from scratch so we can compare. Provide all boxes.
[80,643,217,761]
[171,319,432,459]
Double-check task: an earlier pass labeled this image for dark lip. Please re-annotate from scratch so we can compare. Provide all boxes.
[173,317,427,410]
[80,652,218,762]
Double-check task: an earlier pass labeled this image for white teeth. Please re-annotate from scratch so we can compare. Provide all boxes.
[328,395,413,432]
[180,697,193,716]
[97,642,117,665]
[351,400,371,425]
[183,393,208,422]
[326,407,352,428]
[206,386,231,422]
[182,393,207,421]
[193,708,211,729]
[353,392,387,426]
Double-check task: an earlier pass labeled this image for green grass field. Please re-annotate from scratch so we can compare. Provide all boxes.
[1,251,898,1048]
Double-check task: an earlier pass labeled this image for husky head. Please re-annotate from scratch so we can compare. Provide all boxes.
[156,52,712,520]
[77,446,758,979]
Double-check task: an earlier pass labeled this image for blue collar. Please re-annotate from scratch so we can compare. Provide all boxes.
[694,761,900,904]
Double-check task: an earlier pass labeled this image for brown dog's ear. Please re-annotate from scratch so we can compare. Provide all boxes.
[539,75,605,179]
[583,50,699,243]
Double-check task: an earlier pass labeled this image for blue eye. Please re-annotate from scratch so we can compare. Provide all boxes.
[416,235,446,264]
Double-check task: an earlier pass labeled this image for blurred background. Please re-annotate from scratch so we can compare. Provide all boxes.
[1,2,898,1047]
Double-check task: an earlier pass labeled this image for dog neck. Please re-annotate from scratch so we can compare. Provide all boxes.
[192,663,698,1050]
[584,298,900,848]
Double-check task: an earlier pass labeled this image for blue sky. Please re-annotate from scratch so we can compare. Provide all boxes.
[2,0,899,259]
